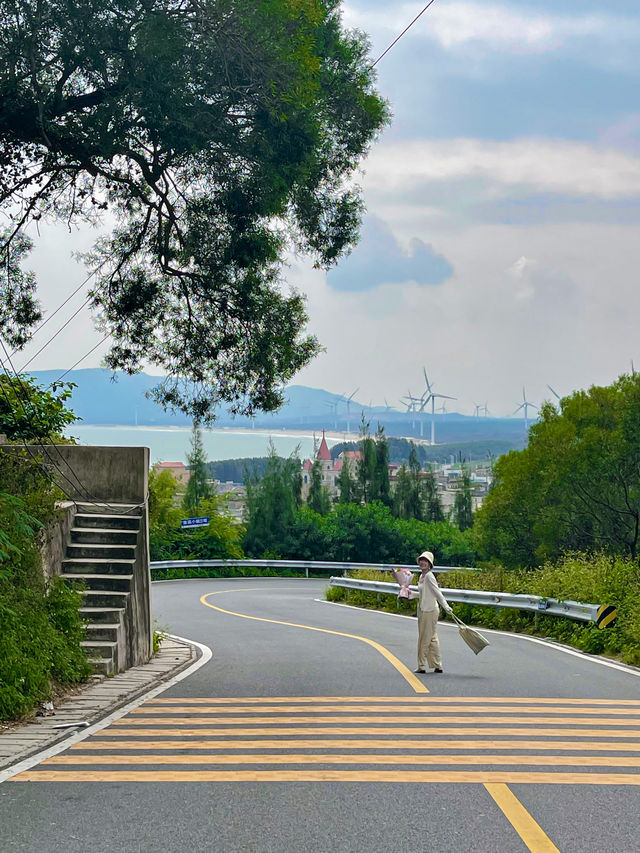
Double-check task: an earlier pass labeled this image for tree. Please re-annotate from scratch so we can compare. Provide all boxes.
[0,374,77,442]
[474,374,640,565]
[452,469,473,531]
[307,459,331,515]
[337,452,356,504]
[0,1,388,421]
[183,425,211,511]
[356,415,376,504]
[422,467,445,522]
[372,423,392,506]
[244,443,301,556]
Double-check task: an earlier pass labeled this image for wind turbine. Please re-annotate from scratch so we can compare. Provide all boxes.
[401,390,421,433]
[341,388,359,434]
[514,387,538,431]
[473,402,483,418]
[547,384,561,401]
[324,400,339,431]
[421,367,455,445]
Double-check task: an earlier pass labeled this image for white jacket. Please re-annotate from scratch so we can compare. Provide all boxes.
[417,571,450,613]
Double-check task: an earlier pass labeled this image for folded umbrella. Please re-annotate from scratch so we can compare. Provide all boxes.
[451,612,490,655]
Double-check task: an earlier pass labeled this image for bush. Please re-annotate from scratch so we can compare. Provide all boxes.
[0,452,91,720]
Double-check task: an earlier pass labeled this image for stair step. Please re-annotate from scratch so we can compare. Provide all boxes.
[66,543,136,560]
[79,607,124,624]
[85,623,120,642]
[81,640,118,659]
[75,513,141,531]
[71,528,138,546]
[63,558,135,575]
[87,657,115,676]
[75,502,141,515]
[80,590,130,608]
[63,573,132,592]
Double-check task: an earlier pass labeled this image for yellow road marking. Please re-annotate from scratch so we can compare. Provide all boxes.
[131,704,640,716]
[485,783,560,853]
[11,770,640,783]
[145,696,640,705]
[98,725,640,737]
[200,590,427,694]
[117,714,640,727]
[70,738,640,751]
[43,754,640,767]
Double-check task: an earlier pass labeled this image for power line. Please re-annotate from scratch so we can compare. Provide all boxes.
[17,295,92,372]
[371,0,438,68]
[49,334,110,387]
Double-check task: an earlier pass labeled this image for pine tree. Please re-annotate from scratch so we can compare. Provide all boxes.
[337,453,356,503]
[452,469,474,530]
[356,415,376,504]
[244,442,301,556]
[373,423,392,506]
[183,425,212,511]
[307,459,331,515]
[422,467,445,522]
[407,443,426,520]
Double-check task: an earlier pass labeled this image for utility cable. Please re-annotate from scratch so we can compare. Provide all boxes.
[371,0,438,68]
[17,295,92,372]
[48,334,110,387]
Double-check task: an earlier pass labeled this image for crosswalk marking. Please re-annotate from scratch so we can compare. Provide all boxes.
[118,714,640,726]
[95,725,640,737]
[131,704,640,716]
[10,695,640,785]
[11,770,640,784]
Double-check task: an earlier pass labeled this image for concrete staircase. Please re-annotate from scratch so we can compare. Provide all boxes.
[61,503,143,675]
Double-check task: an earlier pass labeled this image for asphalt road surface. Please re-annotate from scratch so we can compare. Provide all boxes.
[3,578,640,853]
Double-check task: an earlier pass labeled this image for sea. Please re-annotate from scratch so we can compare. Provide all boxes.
[65,425,343,464]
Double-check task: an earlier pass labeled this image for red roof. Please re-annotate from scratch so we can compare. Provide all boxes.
[317,429,332,461]
[333,458,343,472]
[302,459,313,471]
[155,461,186,468]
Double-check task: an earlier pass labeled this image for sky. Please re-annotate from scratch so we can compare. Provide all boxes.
[17,0,640,417]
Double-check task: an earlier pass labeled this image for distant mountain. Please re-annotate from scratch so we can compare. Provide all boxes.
[30,368,529,447]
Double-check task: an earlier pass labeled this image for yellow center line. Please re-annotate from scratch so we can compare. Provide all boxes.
[116,715,640,726]
[10,770,640,784]
[485,783,561,853]
[69,738,640,751]
[200,590,428,694]
[42,754,640,767]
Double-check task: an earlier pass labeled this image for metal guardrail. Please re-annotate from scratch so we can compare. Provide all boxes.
[329,576,600,623]
[149,559,474,578]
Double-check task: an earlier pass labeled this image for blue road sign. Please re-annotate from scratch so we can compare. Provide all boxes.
[180,517,210,529]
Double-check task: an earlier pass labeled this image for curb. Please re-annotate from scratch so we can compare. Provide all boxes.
[0,635,199,773]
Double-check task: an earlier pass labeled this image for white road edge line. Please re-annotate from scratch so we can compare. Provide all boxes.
[0,634,212,784]
[314,598,640,679]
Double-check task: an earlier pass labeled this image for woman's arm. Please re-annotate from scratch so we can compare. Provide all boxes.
[426,572,452,612]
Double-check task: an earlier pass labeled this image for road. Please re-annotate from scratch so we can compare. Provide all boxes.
[2,578,640,852]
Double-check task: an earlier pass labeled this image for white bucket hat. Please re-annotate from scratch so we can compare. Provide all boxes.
[417,551,434,568]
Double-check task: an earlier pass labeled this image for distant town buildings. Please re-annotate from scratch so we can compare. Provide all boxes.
[301,428,492,511]
[301,429,362,500]
[152,460,190,486]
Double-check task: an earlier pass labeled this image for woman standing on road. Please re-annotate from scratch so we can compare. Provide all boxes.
[415,550,453,674]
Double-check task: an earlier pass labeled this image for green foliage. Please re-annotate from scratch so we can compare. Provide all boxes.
[475,375,640,566]
[0,454,90,720]
[452,469,474,531]
[0,0,388,421]
[245,499,475,566]
[244,443,302,557]
[337,452,356,503]
[307,459,331,515]
[0,374,77,442]
[182,426,212,511]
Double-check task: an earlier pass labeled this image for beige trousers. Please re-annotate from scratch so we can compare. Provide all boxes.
[417,608,442,670]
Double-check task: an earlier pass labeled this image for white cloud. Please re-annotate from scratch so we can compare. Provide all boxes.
[363,138,640,200]
[344,2,639,55]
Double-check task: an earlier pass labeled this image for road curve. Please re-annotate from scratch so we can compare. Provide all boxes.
[2,578,639,853]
